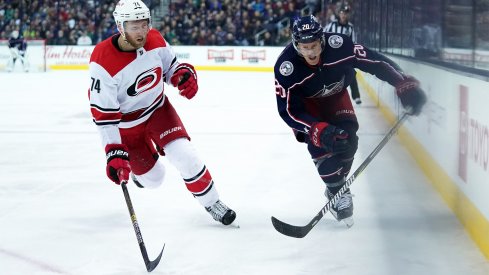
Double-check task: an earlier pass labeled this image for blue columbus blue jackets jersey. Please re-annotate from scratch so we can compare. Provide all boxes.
[274,33,405,134]
[8,37,27,52]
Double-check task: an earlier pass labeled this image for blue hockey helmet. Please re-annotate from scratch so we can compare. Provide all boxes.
[291,15,325,53]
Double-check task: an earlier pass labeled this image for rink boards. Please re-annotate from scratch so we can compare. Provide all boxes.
[358,58,489,259]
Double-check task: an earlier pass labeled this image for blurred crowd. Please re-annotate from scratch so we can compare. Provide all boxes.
[1,1,118,45]
[0,0,337,46]
[158,0,324,46]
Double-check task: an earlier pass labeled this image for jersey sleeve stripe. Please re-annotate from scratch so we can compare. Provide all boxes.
[356,58,405,81]
[286,93,311,130]
[91,106,122,125]
[90,104,120,112]
[170,56,177,67]
[285,73,316,131]
[323,55,356,66]
[163,57,178,83]
[93,119,120,126]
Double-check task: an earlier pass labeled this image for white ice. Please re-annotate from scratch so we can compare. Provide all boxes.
[1,70,488,275]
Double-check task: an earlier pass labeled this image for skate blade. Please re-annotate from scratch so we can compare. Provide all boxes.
[342,217,354,228]
[228,221,240,229]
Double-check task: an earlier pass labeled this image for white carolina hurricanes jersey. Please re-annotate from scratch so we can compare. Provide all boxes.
[89,29,179,147]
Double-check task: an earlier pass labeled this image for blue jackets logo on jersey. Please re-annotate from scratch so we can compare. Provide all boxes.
[328,35,343,48]
[127,67,162,96]
[279,61,294,76]
[311,76,345,98]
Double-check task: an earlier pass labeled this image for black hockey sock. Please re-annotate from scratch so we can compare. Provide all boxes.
[327,185,342,195]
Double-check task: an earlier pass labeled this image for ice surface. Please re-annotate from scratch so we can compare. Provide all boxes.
[0,71,488,275]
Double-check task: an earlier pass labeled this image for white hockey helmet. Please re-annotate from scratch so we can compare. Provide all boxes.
[11,30,19,39]
[113,0,152,37]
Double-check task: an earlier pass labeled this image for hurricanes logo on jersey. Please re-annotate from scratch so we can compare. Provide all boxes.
[127,67,162,96]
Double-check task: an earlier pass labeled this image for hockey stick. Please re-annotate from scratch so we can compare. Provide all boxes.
[121,180,165,272]
[271,112,410,238]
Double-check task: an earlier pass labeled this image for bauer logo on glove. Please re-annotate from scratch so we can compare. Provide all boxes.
[105,144,131,184]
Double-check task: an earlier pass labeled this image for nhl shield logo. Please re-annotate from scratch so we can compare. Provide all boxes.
[328,35,343,48]
[279,61,294,76]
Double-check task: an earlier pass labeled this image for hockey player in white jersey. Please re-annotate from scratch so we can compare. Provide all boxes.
[88,0,236,226]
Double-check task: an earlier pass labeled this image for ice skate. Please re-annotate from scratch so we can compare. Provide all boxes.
[326,188,354,228]
[6,63,13,72]
[205,200,236,226]
[354,98,362,105]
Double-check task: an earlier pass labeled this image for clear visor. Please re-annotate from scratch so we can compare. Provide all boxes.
[123,20,150,34]
[297,41,322,56]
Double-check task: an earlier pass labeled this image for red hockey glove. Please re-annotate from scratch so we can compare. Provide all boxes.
[170,63,198,99]
[395,75,427,116]
[105,144,131,184]
[310,122,350,153]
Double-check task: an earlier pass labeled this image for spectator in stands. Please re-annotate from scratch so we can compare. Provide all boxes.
[206,33,218,45]
[170,37,181,45]
[236,27,250,46]
[68,29,78,45]
[196,29,207,45]
[215,25,227,45]
[163,25,177,43]
[77,30,93,45]
[284,2,299,21]
[262,31,274,46]
[276,26,291,45]
[223,32,239,46]
[53,29,69,45]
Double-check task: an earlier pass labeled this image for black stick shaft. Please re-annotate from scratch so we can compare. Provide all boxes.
[121,182,164,272]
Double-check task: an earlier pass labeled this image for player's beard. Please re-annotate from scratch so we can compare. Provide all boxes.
[125,33,147,49]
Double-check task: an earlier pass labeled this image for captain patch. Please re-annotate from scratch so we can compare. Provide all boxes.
[328,35,343,48]
[279,61,294,76]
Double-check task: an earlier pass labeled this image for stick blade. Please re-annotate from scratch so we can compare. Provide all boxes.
[146,244,165,272]
[271,216,309,238]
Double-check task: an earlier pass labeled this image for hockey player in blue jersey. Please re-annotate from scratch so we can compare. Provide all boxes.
[7,30,29,72]
[273,15,426,226]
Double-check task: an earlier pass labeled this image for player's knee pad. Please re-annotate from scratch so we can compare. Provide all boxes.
[315,155,351,184]
[133,161,165,189]
[339,120,359,157]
